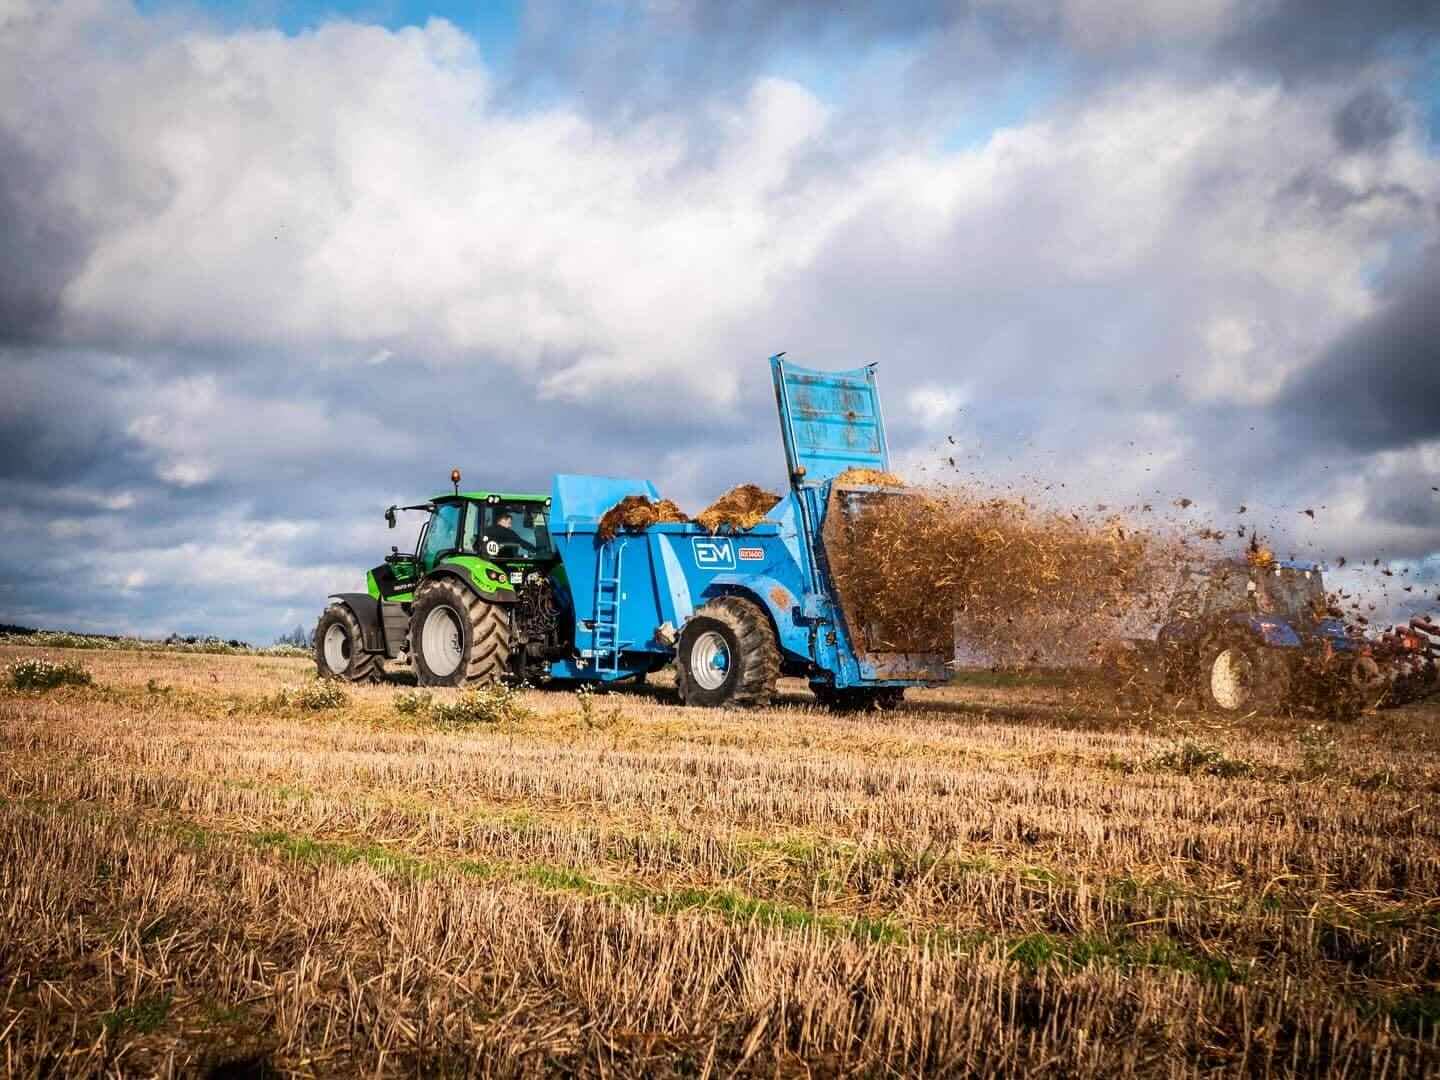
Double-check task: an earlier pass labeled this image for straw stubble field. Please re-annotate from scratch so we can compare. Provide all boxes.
[2,645,1438,1077]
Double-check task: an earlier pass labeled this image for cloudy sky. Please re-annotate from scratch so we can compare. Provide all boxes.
[1,0,1438,643]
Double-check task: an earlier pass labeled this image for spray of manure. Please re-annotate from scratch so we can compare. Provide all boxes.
[825,485,1192,666]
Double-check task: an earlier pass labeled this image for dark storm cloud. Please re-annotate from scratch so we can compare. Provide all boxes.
[1276,168,1425,216]
[505,0,1440,129]
[1332,87,1406,153]
[1219,0,1440,82]
[1277,251,1440,452]
[0,135,91,343]
[0,350,142,485]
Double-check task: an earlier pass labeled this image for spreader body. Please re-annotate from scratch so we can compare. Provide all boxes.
[541,356,950,690]
[545,471,949,688]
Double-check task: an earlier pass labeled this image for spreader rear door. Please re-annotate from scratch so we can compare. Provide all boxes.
[770,355,890,486]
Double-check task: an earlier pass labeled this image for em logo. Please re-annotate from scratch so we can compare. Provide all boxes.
[691,536,736,570]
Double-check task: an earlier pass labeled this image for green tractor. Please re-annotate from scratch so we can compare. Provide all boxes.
[314,472,567,686]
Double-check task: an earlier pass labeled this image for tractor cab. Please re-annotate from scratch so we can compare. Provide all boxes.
[1189,560,1330,626]
[455,494,556,568]
[1160,557,1355,664]
[375,491,555,599]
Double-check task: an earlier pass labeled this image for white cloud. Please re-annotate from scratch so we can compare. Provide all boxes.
[156,460,215,487]
[907,384,969,428]
[4,5,1435,421]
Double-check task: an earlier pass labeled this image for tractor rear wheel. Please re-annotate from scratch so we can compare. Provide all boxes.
[314,603,383,683]
[1326,655,1386,720]
[675,597,779,707]
[410,577,512,687]
[1200,635,1286,714]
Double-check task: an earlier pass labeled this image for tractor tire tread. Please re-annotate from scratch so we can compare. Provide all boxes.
[315,603,383,683]
[411,578,512,686]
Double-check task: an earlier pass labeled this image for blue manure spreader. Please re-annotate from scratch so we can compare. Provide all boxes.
[316,355,951,708]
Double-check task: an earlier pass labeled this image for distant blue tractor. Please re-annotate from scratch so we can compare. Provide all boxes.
[315,356,951,708]
[1129,558,1380,716]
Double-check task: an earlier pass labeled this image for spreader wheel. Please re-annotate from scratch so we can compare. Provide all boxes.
[675,597,779,707]
[314,603,383,683]
[409,577,512,687]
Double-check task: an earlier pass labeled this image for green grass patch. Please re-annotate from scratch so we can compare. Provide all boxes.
[1006,932,1246,985]
[101,995,172,1035]
[1387,991,1440,1038]
[249,829,433,878]
[1148,740,1254,779]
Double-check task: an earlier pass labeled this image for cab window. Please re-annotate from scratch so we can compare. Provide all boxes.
[420,502,462,570]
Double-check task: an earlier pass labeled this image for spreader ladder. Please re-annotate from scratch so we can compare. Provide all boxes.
[590,539,631,673]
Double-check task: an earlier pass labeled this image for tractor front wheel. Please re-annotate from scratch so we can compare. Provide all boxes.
[314,603,383,683]
[410,578,512,687]
[1200,636,1286,714]
[675,597,779,708]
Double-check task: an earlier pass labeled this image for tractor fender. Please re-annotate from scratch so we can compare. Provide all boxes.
[1226,612,1302,648]
[328,593,386,653]
[424,563,518,604]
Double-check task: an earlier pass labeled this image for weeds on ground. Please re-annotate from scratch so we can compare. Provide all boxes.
[393,690,432,716]
[575,684,624,730]
[0,629,307,656]
[1298,723,1341,777]
[1148,740,1253,779]
[7,658,93,691]
[431,684,531,727]
[269,680,348,711]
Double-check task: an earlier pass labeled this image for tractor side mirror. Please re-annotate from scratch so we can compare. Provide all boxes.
[385,506,397,529]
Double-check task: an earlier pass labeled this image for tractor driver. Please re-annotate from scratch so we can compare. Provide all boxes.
[487,510,536,555]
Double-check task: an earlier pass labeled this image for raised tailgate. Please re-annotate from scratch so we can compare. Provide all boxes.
[770,354,890,485]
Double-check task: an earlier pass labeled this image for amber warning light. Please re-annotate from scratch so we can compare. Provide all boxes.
[451,468,462,494]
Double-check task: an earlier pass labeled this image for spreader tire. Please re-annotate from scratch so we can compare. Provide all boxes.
[1200,634,1286,714]
[410,577,512,687]
[811,684,905,712]
[315,603,382,683]
[675,596,779,707]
